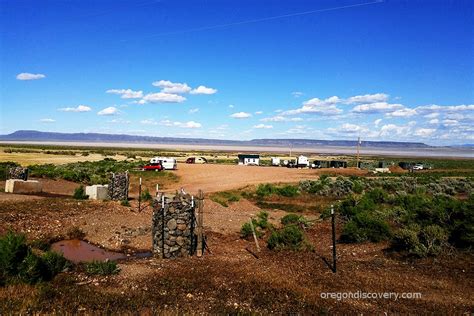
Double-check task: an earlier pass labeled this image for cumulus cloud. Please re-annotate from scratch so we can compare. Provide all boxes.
[386,108,417,117]
[442,119,459,126]
[415,104,474,113]
[97,106,118,116]
[284,96,343,116]
[414,128,436,137]
[152,80,192,94]
[253,124,273,129]
[39,118,55,123]
[379,123,412,137]
[160,120,202,128]
[230,112,252,119]
[352,102,404,114]
[292,91,304,98]
[106,89,143,99]
[190,85,217,95]
[58,105,92,112]
[16,73,46,80]
[429,119,439,124]
[346,93,389,104]
[260,115,303,122]
[140,119,158,125]
[141,92,186,103]
[188,108,199,114]
[255,111,263,115]
[374,118,382,127]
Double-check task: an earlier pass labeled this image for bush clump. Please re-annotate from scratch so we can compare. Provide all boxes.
[85,260,120,275]
[340,211,392,243]
[73,185,88,200]
[281,213,310,228]
[240,211,272,239]
[267,225,305,250]
[140,188,153,202]
[0,231,70,285]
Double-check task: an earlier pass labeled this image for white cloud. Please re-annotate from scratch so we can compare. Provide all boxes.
[230,112,252,119]
[346,93,389,104]
[255,111,263,115]
[414,128,436,137]
[429,119,439,124]
[188,108,199,114]
[108,118,130,124]
[424,112,439,119]
[190,85,217,95]
[152,80,192,94]
[379,123,412,137]
[386,108,417,117]
[352,102,404,114]
[16,73,46,80]
[106,89,143,99]
[284,96,343,116]
[97,106,118,116]
[39,118,55,123]
[374,118,382,127]
[261,115,303,122]
[141,92,186,103]
[228,104,234,108]
[140,119,158,125]
[292,91,304,98]
[160,120,202,128]
[442,119,459,126]
[415,104,474,114]
[58,105,92,112]
[253,124,273,129]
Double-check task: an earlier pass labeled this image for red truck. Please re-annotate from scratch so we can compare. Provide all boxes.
[142,162,163,172]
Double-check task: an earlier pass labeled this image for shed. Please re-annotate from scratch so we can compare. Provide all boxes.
[238,154,260,166]
[330,160,347,168]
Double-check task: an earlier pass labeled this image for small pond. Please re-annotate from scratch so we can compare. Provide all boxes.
[51,239,151,263]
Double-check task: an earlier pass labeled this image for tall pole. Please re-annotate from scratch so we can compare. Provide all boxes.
[138,177,142,212]
[356,136,361,169]
[197,190,204,257]
[331,204,337,273]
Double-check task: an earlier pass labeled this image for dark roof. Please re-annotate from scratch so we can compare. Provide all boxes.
[238,154,260,159]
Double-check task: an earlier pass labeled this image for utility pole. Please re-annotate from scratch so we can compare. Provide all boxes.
[138,177,142,212]
[331,204,337,273]
[356,136,361,169]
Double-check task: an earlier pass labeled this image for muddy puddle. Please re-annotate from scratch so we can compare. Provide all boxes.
[51,239,151,263]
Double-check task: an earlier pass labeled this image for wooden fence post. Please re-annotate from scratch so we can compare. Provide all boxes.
[196,190,204,257]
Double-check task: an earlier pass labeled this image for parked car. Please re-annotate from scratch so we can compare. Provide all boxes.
[150,157,177,170]
[412,164,424,170]
[142,162,163,172]
[186,157,208,164]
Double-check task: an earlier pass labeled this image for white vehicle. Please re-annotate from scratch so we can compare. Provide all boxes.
[150,157,177,170]
[412,164,424,170]
[271,157,281,166]
[297,155,309,168]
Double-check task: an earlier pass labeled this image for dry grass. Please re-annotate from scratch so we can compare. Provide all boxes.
[0,150,129,166]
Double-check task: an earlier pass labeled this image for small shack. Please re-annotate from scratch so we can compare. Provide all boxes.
[238,154,260,166]
[330,160,347,168]
[313,160,330,168]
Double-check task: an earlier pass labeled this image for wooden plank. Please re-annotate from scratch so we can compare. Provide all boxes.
[249,218,260,252]
[196,189,204,257]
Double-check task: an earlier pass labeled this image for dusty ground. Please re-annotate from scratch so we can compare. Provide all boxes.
[0,164,473,313]
[166,164,368,194]
[0,192,473,313]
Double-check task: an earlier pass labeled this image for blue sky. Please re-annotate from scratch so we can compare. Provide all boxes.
[0,0,473,145]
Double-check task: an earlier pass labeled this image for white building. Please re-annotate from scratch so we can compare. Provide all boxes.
[238,154,260,166]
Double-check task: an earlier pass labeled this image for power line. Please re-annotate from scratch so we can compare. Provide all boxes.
[137,0,384,39]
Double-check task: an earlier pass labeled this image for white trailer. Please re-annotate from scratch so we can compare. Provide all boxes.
[150,157,177,170]
[271,157,281,166]
[297,155,309,168]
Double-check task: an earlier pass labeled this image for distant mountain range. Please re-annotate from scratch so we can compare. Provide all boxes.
[0,130,434,148]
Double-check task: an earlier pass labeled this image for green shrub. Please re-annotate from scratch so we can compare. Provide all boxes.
[392,225,448,257]
[42,251,71,277]
[210,191,241,207]
[0,162,20,180]
[18,252,48,284]
[276,185,299,197]
[340,212,391,243]
[73,185,88,200]
[140,188,153,202]
[281,214,310,227]
[353,181,364,194]
[120,199,130,207]
[256,183,276,198]
[85,260,120,275]
[267,225,305,250]
[0,231,28,280]
[420,225,448,256]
